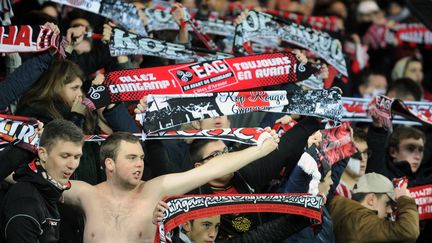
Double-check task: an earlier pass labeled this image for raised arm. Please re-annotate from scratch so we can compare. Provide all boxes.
[62,180,94,207]
[149,130,279,197]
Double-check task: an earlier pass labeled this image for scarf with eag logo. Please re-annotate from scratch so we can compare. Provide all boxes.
[87,52,318,109]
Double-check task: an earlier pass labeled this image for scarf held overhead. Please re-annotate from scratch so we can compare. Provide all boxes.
[83,128,267,145]
[342,97,431,126]
[155,193,323,243]
[318,122,358,165]
[0,114,39,153]
[143,88,343,132]
[234,11,347,76]
[109,27,233,62]
[50,0,147,36]
[0,25,60,53]
[87,52,317,108]
[367,95,432,130]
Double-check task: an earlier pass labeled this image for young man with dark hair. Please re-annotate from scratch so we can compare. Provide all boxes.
[387,126,426,174]
[358,70,388,99]
[61,129,279,243]
[0,119,84,242]
[329,173,419,242]
[367,125,426,184]
[386,77,423,101]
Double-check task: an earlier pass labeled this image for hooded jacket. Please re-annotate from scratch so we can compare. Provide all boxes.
[0,162,66,243]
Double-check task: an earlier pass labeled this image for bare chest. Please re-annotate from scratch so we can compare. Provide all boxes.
[83,198,156,243]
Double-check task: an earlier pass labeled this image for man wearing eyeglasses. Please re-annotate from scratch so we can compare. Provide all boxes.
[187,117,321,240]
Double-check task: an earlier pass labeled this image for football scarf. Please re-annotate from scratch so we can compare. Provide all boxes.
[83,128,267,145]
[87,52,318,108]
[0,0,13,25]
[109,27,233,61]
[367,95,432,129]
[234,11,348,76]
[408,184,432,220]
[364,22,432,49]
[0,25,60,54]
[317,122,358,166]
[155,193,324,243]
[145,7,235,37]
[143,88,343,133]
[342,97,431,126]
[0,114,39,153]
[27,159,71,190]
[50,0,147,36]
[144,7,219,51]
[265,10,342,33]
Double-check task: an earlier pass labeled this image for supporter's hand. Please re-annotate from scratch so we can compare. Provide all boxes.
[275,115,293,125]
[66,25,86,45]
[257,127,280,154]
[171,3,186,26]
[307,131,322,148]
[102,22,115,44]
[43,22,60,55]
[92,74,105,86]
[292,49,307,64]
[35,121,44,136]
[134,96,147,114]
[234,9,249,26]
[319,63,329,79]
[152,201,168,225]
[71,95,86,115]
[394,182,412,200]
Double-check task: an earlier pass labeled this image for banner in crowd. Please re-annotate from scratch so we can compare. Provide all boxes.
[145,7,235,37]
[365,22,432,49]
[0,0,13,25]
[0,25,60,53]
[87,52,318,108]
[341,97,431,126]
[234,11,347,77]
[265,10,342,33]
[109,27,233,61]
[83,127,267,145]
[50,0,147,36]
[155,193,324,243]
[143,88,343,132]
[318,122,358,165]
[409,184,432,220]
[0,114,39,153]
[366,95,432,129]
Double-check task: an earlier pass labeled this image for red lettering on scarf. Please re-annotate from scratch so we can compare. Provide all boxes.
[2,25,17,45]
[14,25,31,46]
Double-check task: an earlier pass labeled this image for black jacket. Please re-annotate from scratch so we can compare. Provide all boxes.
[0,164,65,243]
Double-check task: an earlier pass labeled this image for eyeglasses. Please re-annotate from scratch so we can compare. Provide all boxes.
[197,147,233,163]
[400,144,424,154]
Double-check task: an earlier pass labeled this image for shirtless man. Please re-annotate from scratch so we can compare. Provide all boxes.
[63,130,278,243]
